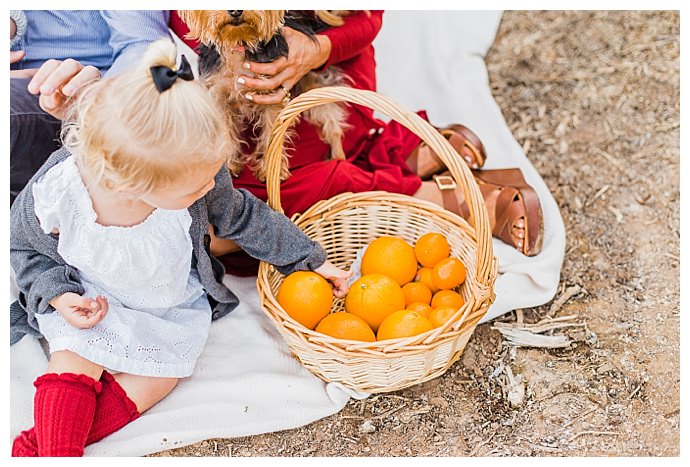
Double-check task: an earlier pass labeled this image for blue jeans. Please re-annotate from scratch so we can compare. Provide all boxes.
[10,78,62,205]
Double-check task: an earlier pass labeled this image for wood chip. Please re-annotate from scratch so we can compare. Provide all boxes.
[547,285,584,316]
[586,185,610,206]
[608,205,624,223]
[399,406,432,423]
[504,365,525,407]
[593,147,623,167]
[493,328,572,348]
[359,420,376,434]
[522,139,532,155]
[568,431,623,442]
[494,314,584,333]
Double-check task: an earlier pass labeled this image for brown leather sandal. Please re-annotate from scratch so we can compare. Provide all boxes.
[431,168,544,256]
[407,124,487,180]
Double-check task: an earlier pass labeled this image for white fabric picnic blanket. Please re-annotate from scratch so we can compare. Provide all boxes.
[9,11,565,456]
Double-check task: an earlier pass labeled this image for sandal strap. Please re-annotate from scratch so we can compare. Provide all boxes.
[433,173,469,219]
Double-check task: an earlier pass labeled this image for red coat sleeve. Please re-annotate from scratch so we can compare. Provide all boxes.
[319,10,384,70]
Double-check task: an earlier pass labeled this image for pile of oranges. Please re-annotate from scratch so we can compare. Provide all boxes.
[277,233,467,343]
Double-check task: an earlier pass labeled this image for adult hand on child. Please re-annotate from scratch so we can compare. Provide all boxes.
[26,58,101,120]
[239,26,331,105]
[50,292,110,329]
[315,261,353,298]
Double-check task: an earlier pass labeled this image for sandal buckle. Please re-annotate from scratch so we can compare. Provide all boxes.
[433,175,457,191]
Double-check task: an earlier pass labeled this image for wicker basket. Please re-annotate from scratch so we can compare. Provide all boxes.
[257,86,497,393]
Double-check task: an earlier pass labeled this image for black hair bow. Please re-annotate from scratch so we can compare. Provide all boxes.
[150,54,195,93]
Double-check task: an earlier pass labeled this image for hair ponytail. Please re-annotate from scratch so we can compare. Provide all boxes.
[62,39,232,195]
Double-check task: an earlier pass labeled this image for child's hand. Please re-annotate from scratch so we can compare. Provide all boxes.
[314,261,353,298]
[49,292,109,329]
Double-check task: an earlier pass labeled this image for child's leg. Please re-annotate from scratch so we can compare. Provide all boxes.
[112,373,179,413]
[13,350,104,457]
[47,349,104,380]
[85,372,178,445]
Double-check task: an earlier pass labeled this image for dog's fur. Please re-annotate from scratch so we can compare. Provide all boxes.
[180,10,352,181]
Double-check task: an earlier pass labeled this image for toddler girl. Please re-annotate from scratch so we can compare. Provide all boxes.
[10,39,351,457]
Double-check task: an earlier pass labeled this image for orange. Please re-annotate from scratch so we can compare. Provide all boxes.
[344,273,406,332]
[277,271,333,330]
[361,236,418,286]
[428,306,458,328]
[414,232,451,268]
[315,312,376,342]
[416,267,440,294]
[401,281,432,307]
[376,309,434,341]
[430,290,465,310]
[431,257,467,290]
[406,302,432,316]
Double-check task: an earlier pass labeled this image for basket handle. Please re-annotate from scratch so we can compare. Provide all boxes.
[264,86,494,286]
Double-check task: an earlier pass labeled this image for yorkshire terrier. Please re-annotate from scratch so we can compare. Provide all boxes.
[180,10,352,181]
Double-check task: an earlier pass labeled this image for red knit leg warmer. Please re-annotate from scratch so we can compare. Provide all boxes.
[12,371,140,456]
[31,373,102,457]
[86,370,140,445]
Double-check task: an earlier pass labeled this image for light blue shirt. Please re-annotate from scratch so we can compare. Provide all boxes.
[10,10,171,76]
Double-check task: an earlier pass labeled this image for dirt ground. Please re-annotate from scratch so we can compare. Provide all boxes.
[154,11,680,457]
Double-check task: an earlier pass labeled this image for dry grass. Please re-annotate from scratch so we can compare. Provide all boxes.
[153,11,679,457]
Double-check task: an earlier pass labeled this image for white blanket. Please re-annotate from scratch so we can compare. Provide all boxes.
[9,11,565,456]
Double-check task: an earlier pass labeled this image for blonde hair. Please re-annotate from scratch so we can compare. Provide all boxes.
[62,39,231,195]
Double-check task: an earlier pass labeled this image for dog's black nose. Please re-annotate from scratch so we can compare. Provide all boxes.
[227,10,243,18]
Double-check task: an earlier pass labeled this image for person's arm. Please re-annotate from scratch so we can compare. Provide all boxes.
[204,167,327,275]
[100,10,171,76]
[317,10,383,70]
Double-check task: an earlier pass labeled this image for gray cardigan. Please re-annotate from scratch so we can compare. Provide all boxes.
[10,147,327,345]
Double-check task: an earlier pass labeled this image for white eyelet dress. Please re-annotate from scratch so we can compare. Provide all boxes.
[31,156,212,378]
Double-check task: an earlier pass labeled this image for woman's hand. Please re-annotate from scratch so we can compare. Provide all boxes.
[26,58,101,120]
[314,260,353,298]
[50,292,110,329]
[239,26,332,105]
